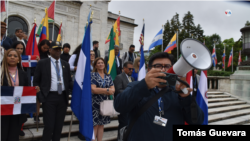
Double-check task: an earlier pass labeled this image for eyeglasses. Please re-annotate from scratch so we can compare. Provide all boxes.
[152,64,172,70]
[128,68,133,71]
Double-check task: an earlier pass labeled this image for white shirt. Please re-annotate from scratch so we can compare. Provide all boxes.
[68,54,76,71]
[50,57,65,91]
[17,37,26,47]
[116,56,120,67]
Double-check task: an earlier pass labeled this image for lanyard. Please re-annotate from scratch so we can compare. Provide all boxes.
[1,36,6,46]
[9,68,18,86]
[97,72,106,88]
[154,88,164,117]
[50,59,61,79]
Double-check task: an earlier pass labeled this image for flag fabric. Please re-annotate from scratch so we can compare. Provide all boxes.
[48,0,55,20]
[164,33,177,53]
[227,48,233,67]
[71,20,94,141]
[238,50,242,65]
[222,49,225,69]
[186,70,193,94]
[212,45,217,67]
[1,86,36,115]
[1,1,6,12]
[196,71,208,125]
[138,23,146,81]
[36,18,54,37]
[39,8,49,43]
[56,23,62,42]
[148,29,163,52]
[105,16,120,45]
[26,23,39,56]
[107,27,117,80]
[21,55,38,67]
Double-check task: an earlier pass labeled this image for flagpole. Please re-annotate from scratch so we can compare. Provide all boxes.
[52,0,56,41]
[224,43,225,71]
[161,25,163,52]
[177,29,179,60]
[6,0,8,36]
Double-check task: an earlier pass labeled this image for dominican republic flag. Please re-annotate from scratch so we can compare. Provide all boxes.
[21,55,38,67]
[148,29,162,52]
[227,48,233,67]
[196,71,208,125]
[138,23,146,81]
[238,50,242,65]
[71,18,94,141]
[1,86,37,115]
[222,49,225,69]
[26,23,39,56]
[212,45,217,67]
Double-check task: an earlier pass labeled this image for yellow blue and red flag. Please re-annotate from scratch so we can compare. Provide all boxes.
[164,33,177,53]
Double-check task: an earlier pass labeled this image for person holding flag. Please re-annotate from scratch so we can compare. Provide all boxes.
[114,52,204,141]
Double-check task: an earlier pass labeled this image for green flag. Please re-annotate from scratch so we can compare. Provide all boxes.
[107,27,117,81]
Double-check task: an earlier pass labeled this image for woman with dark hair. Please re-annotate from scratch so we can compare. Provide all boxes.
[1,49,39,141]
[11,41,26,55]
[91,57,115,141]
[60,43,71,62]
[38,39,50,59]
[68,44,81,72]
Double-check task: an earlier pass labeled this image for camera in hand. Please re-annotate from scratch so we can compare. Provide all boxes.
[158,72,178,86]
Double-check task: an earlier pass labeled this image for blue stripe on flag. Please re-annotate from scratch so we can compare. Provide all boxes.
[21,103,36,114]
[148,29,162,51]
[31,62,37,67]
[196,89,208,125]
[21,55,29,60]
[1,86,14,96]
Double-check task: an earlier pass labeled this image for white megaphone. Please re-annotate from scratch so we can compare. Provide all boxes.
[167,38,212,93]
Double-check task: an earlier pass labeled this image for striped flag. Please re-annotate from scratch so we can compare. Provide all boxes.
[1,86,37,115]
[138,23,146,81]
[148,29,162,52]
[222,49,225,69]
[1,1,6,12]
[212,45,217,67]
[107,26,117,80]
[227,48,233,67]
[105,16,120,46]
[164,33,177,53]
[71,19,94,141]
[21,55,38,67]
[238,50,242,65]
[196,71,208,125]
[39,8,49,43]
[26,23,39,56]
[56,23,62,42]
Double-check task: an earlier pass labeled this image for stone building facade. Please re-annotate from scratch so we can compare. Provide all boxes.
[1,0,137,56]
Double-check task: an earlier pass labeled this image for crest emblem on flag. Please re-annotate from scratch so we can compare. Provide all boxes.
[14,96,21,104]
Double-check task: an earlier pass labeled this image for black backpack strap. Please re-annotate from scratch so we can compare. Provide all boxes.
[124,52,127,60]
[123,87,169,141]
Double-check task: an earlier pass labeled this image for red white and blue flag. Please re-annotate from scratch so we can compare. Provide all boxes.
[21,55,38,67]
[222,49,225,69]
[1,86,37,115]
[238,50,242,65]
[196,71,208,125]
[212,45,217,67]
[26,23,39,56]
[227,48,233,67]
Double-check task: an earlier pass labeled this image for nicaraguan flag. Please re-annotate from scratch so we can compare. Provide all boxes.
[70,19,94,140]
[1,86,37,115]
[148,29,162,52]
[138,23,146,81]
[21,55,38,67]
[196,71,208,125]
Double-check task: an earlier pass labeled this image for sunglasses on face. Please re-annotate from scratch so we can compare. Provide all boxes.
[128,68,133,71]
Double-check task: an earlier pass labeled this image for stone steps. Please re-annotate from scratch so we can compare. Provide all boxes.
[208,104,250,115]
[208,101,247,108]
[20,120,118,141]
[209,114,250,125]
[207,94,230,99]
[208,97,238,103]
[208,108,250,122]
[207,92,224,95]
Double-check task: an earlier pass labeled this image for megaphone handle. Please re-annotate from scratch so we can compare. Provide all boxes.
[175,78,190,94]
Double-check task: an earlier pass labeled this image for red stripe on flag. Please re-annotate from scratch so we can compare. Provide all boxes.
[22,87,37,96]
[1,105,14,115]
[164,44,177,53]
[22,62,30,67]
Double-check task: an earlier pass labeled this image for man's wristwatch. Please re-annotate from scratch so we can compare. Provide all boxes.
[107,88,109,92]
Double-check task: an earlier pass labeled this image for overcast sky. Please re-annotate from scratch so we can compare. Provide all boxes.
[108,1,250,51]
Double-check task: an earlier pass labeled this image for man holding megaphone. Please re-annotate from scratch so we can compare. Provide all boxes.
[114,39,212,141]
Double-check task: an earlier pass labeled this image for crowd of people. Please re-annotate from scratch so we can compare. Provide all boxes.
[1,21,204,141]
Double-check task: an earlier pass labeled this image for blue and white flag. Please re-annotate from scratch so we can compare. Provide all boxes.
[71,19,94,140]
[196,71,208,125]
[148,29,163,52]
[138,23,146,81]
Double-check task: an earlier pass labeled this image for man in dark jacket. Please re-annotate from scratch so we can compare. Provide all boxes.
[114,52,204,141]
[1,22,13,50]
